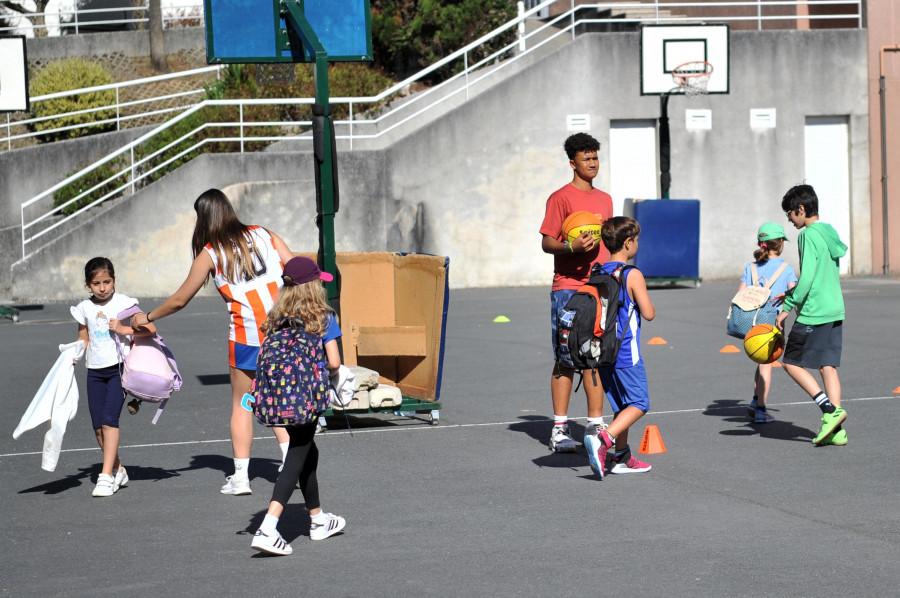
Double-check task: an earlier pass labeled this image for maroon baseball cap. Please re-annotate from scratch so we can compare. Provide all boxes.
[282,256,334,286]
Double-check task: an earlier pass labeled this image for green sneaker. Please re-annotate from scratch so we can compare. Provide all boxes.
[812,407,847,445]
[819,428,848,446]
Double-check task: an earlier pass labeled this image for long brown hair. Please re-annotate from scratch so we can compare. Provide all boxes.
[261,280,334,336]
[191,188,264,284]
[753,237,784,264]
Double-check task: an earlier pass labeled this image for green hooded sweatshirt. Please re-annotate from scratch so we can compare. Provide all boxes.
[782,221,847,325]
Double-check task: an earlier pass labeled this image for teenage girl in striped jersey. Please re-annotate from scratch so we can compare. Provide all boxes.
[133,188,294,495]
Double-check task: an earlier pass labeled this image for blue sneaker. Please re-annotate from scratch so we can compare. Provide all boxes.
[747,398,758,417]
[754,410,775,423]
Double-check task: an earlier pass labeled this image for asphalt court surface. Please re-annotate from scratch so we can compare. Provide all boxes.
[2,278,899,596]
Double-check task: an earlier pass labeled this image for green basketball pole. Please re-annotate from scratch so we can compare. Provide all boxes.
[284,3,338,303]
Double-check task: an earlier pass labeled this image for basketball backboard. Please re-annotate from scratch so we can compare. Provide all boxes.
[0,36,29,112]
[203,0,372,64]
[640,24,730,95]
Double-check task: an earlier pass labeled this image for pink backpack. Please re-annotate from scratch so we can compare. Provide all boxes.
[115,306,182,424]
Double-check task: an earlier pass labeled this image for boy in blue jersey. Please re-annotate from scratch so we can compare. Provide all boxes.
[584,217,656,478]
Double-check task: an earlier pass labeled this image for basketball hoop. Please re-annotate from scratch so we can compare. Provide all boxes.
[256,63,296,85]
[672,61,713,97]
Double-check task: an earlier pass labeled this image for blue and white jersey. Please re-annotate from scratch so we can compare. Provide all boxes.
[599,262,642,369]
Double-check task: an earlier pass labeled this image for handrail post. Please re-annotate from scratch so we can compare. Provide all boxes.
[464,52,470,101]
[130,147,135,195]
[570,0,575,41]
[348,101,354,151]
[517,1,525,53]
[116,87,121,130]
[240,104,244,153]
[757,0,762,31]
[6,115,10,152]
[74,4,79,35]
[20,204,26,260]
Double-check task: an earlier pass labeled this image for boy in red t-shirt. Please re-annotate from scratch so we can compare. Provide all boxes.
[539,133,613,452]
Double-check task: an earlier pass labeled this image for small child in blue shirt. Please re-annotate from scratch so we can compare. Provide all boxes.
[737,223,797,423]
[584,216,656,479]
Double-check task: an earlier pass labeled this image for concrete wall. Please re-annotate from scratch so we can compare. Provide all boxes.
[5,29,871,300]
[0,127,149,289]
[25,26,206,63]
[866,0,900,274]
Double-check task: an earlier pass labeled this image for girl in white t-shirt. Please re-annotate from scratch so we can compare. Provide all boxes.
[73,257,154,498]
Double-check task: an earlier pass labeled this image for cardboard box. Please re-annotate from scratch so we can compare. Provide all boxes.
[303,252,449,401]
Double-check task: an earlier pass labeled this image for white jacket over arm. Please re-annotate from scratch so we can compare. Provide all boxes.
[13,340,85,472]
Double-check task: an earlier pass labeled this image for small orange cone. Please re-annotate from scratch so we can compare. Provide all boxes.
[648,337,667,345]
[893,386,900,394]
[720,345,741,353]
[638,425,667,454]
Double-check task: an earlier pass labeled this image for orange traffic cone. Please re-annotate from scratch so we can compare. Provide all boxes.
[638,425,667,454]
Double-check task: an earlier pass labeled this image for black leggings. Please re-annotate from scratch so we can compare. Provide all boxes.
[271,422,320,511]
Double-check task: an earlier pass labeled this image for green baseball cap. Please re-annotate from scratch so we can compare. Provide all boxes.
[757,222,789,243]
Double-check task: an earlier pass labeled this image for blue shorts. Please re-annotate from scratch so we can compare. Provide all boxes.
[229,341,260,371]
[86,365,126,429]
[598,362,650,413]
[550,289,576,358]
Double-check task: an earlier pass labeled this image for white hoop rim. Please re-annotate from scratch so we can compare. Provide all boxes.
[672,61,713,95]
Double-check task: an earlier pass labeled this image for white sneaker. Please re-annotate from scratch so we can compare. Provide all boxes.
[309,513,346,541]
[220,475,252,495]
[584,419,608,441]
[113,467,129,492]
[92,473,115,497]
[549,425,576,453]
[251,529,293,555]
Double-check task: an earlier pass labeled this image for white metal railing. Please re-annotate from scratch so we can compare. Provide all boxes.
[17,0,863,261]
[0,2,202,36]
[3,65,222,151]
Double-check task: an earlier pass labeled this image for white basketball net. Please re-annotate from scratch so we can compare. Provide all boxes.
[672,61,713,97]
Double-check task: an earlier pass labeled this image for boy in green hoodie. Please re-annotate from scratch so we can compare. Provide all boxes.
[776,184,849,446]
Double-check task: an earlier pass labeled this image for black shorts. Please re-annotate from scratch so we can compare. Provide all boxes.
[782,320,843,369]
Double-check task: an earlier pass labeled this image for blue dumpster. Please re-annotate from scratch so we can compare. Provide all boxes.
[623,198,701,285]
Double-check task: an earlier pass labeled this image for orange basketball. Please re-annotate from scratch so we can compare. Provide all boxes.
[562,211,603,244]
[743,323,784,364]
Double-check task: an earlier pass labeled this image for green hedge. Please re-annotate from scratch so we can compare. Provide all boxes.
[29,58,117,143]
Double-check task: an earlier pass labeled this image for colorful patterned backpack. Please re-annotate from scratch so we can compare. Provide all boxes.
[252,317,329,427]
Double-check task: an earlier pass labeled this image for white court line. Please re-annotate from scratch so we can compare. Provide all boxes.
[3,394,897,459]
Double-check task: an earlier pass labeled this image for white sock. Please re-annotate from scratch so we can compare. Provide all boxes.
[279,441,289,463]
[587,416,605,427]
[310,511,326,524]
[260,514,279,534]
[553,415,567,427]
[233,458,250,479]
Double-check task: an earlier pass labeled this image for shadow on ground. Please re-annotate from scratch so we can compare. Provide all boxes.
[702,399,814,443]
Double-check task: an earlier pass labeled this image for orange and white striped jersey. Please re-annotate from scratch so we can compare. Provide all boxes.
[205,226,284,347]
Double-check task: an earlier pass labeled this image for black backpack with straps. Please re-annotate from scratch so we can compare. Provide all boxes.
[557,263,635,370]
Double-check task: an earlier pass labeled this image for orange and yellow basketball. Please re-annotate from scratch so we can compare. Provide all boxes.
[562,211,603,244]
[743,323,784,364]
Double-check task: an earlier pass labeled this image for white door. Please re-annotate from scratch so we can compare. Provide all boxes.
[610,120,658,216]
[804,117,851,274]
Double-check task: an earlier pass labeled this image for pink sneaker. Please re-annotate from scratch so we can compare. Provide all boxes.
[610,454,651,474]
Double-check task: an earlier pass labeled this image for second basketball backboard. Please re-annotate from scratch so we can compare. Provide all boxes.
[0,36,29,112]
[641,24,730,95]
